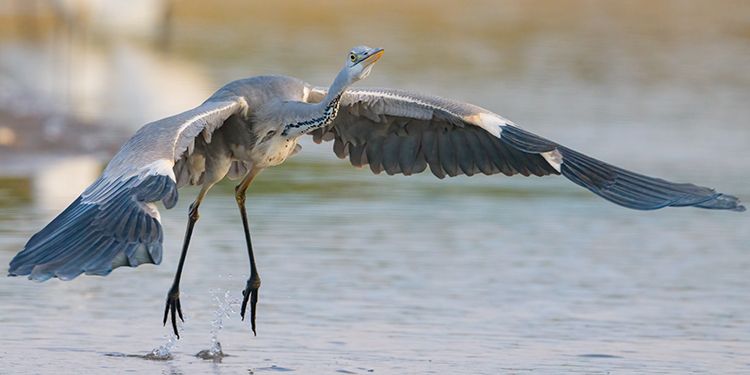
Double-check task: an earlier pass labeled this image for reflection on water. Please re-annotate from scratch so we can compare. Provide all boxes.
[1,1,749,374]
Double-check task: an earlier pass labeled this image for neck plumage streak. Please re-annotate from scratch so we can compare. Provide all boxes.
[283,94,342,135]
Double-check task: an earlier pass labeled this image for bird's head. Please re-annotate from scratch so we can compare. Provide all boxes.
[344,45,384,83]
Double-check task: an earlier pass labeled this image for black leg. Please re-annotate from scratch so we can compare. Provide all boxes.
[235,170,261,335]
[163,194,204,339]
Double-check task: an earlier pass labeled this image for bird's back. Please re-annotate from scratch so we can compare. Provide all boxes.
[104,75,311,180]
[216,75,312,106]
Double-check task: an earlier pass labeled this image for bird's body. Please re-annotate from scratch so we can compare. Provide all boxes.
[110,76,306,187]
[175,77,306,182]
[8,46,744,338]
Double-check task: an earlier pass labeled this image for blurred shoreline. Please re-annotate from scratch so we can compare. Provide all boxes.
[0,0,748,206]
[0,108,124,209]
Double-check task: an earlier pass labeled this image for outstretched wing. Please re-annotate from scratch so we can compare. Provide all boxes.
[308,87,744,212]
[9,97,247,281]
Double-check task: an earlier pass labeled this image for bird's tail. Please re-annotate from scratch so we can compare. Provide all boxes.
[500,125,745,212]
[8,174,178,281]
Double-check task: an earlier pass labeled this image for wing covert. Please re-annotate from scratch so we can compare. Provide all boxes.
[307,87,558,178]
[307,87,743,211]
[105,97,247,180]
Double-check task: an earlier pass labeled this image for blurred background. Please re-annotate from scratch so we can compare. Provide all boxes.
[0,0,749,206]
[1,1,749,374]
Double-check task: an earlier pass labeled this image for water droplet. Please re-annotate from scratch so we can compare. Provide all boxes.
[198,288,241,361]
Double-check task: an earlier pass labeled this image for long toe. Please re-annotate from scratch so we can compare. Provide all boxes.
[163,291,184,338]
[163,299,170,326]
[240,276,261,335]
[250,289,259,336]
[171,302,178,338]
[176,298,184,322]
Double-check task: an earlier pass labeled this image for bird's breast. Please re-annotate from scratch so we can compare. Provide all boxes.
[251,137,300,168]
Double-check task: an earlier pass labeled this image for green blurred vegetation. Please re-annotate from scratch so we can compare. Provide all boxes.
[0,177,31,206]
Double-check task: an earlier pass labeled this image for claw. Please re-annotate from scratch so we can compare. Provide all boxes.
[240,274,261,336]
[176,298,184,322]
[163,287,184,338]
[163,298,169,326]
[240,290,249,320]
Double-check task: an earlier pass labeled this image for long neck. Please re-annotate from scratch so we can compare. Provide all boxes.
[321,68,350,108]
[282,68,350,137]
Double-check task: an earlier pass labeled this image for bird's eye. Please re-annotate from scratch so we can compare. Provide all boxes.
[349,53,357,62]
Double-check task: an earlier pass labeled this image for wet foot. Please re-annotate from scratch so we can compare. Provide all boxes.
[240,273,261,335]
[163,286,184,338]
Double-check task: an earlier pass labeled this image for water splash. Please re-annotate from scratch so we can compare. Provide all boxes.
[144,333,179,361]
[196,287,241,361]
[103,332,180,361]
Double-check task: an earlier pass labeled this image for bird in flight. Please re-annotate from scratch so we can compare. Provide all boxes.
[8,45,744,338]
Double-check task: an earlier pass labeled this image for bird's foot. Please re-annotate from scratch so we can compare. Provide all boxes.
[240,273,261,336]
[163,286,184,338]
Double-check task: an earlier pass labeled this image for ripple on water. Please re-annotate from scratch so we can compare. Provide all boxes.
[102,332,179,361]
[253,364,295,372]
[103,351,174,361]
[577,354,624,359]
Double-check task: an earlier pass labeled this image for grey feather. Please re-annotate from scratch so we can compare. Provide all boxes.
[420,129,445,178]
[333,136,348,159]
[381,133,403,175]
[309,87,741,211]
[501,125,745,211]
[104,98,244,180]
[366,137,385,174]
[398,132,420,176]
[309,87,552,180]
[349,143,367,167]
[437,130,459,177]
[466,129,497,175]
[8,174,177,281]
[452,130,478,176]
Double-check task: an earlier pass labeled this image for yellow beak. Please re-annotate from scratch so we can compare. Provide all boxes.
[360,48,384,66]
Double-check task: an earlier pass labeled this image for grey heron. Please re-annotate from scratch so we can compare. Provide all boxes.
[8,45,744,338]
